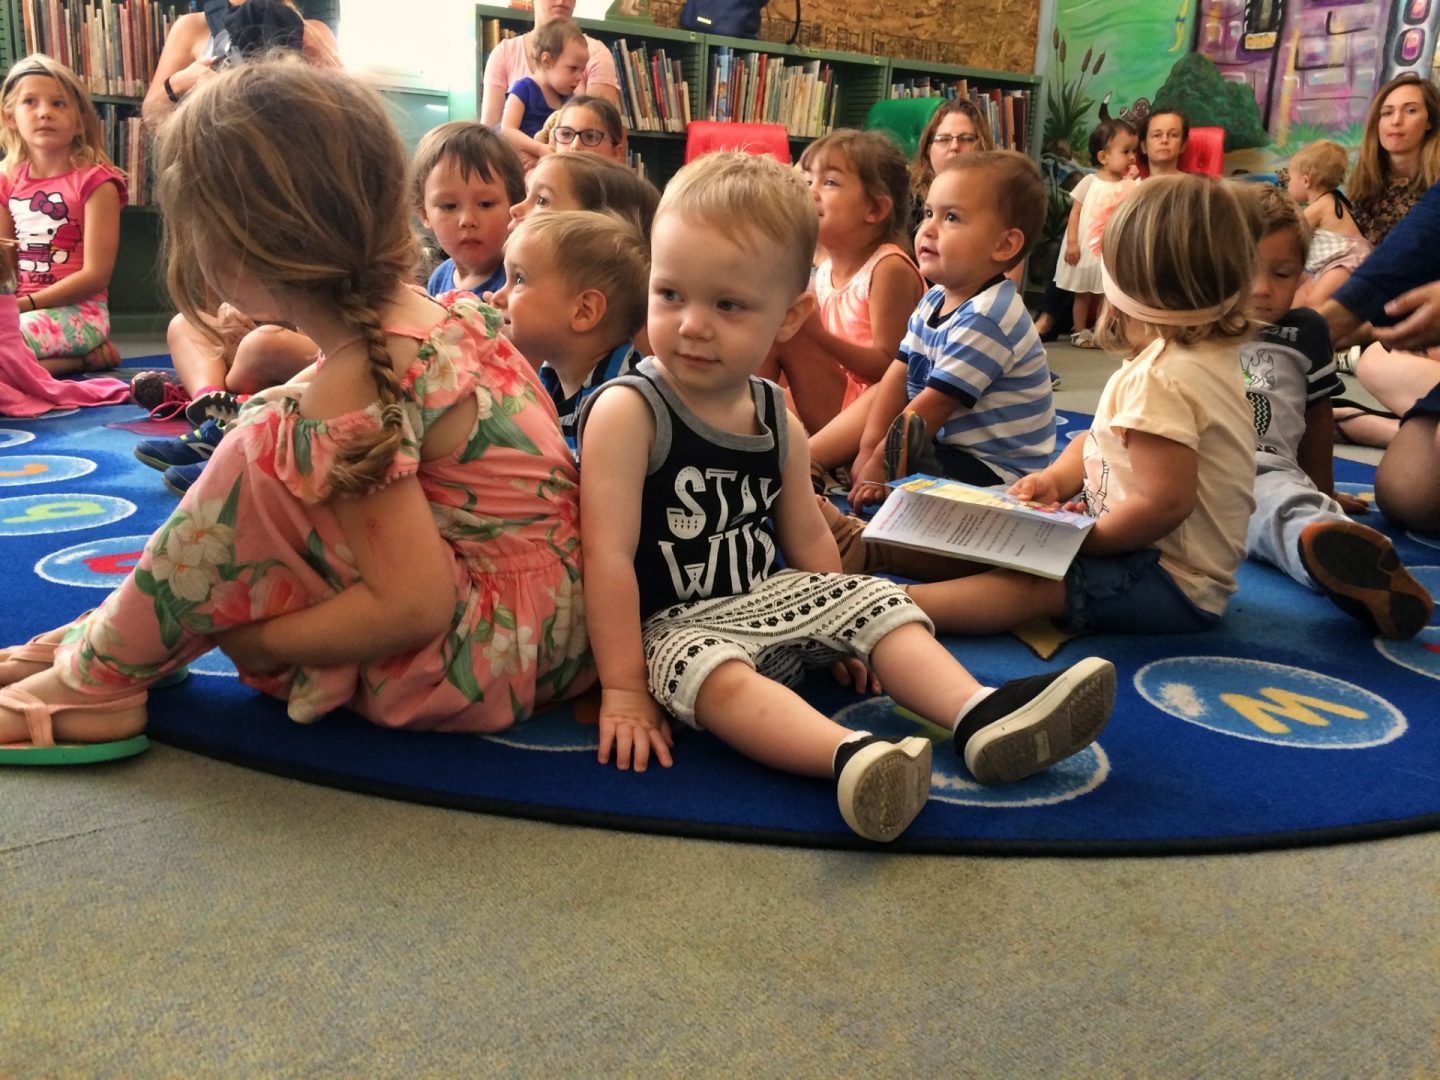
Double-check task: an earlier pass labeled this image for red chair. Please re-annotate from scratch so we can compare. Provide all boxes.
[684,121,792,164]
[1178,126,1225,176]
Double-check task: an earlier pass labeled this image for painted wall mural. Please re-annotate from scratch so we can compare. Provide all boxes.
[1050,0,1440,167]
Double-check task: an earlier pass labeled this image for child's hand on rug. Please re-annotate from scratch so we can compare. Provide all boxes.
[1336,491,1371,515]
[831,657,882,695]
[597,687,673,772]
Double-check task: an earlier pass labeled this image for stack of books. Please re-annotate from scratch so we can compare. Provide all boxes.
[887,78,1032,152]
[97,102,151,203]
[20,0,183,98]
[706,47,837,139]
[478,16,519,54]
[610,40,690,133]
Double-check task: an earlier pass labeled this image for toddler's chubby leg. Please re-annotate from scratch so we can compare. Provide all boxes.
[694,661,932,843]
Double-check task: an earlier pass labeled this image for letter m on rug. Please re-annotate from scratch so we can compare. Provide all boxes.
[1220,688,1368,735]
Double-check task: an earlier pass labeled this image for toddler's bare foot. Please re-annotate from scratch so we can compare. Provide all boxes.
[0,668,147,746]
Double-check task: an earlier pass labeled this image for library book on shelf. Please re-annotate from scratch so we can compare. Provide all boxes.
[885,78,1031,153]
[19,0,180,97]
[706,47,837,138]
[862,474,1094,580]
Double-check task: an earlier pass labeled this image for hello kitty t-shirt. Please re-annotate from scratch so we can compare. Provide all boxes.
[0,162,128,299]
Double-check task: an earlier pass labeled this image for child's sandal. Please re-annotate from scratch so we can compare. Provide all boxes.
[0,686,150,765]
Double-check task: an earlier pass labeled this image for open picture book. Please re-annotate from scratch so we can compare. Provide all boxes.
[862,474,1095,580]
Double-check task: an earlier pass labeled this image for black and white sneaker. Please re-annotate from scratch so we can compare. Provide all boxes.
[836,735,933,842]
[955,657,1116,785]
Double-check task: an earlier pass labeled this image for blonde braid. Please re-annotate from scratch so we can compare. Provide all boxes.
[327,273,407,496]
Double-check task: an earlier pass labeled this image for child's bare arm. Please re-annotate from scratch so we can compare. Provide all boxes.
[215,476,457,670]
[792,257,922,385]
[775,410,843,573]
[499,95,552,159]
[579,387,674,771]
[1297,398,1369,513]
[1064,201,1083,264]
[1082,429,1198,555]
[848,361,911,494]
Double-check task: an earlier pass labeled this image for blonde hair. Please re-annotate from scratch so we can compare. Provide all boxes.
[539,153,660,240]
[657,151,817,295]
[935,150,1046,267]
[1349,74,1440,206]
[1095,174,1260,351]
[155,57,417,497]
[1251,182,1311,258]
[799,128,911,246]
[511,210,649,339]
[910,99,996,200]
[410,121,525,214]
[1,54,114,174]
[530,18,586,67]
[1289,139,1349,192]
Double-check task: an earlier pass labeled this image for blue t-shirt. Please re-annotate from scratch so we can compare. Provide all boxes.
[507,77,564,138]
[897,277,1055,482]
[427,259,506,299]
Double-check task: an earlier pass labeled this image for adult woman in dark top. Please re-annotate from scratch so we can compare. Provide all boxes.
[1348,74,1440,247]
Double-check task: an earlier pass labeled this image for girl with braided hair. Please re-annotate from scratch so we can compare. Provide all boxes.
[0,58,591,759]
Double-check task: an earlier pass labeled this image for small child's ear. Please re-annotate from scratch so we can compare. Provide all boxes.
[865,193,894,226]
[571,287,609,333]
[774,289,817,345]
[992,227,1025,266]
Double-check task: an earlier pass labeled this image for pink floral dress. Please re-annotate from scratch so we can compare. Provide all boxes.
[55,295,591,731]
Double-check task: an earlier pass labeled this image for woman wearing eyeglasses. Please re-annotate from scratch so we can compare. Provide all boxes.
[907,100,994,231]
[550,95,628,164]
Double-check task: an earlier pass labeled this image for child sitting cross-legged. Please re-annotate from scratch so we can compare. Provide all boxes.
[414,121,525,300]
[491,209,646,455]
[904,175,1262,639]
[577,151,1116,844]
[834,150,1057,514]
[1243,184,1431,638]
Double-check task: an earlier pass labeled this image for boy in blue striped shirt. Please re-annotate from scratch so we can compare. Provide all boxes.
[846,151,1056,509]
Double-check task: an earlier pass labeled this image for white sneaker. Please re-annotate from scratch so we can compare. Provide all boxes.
[836,736,933,842]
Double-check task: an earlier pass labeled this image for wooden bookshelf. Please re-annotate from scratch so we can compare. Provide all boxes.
[477,3,1042,185]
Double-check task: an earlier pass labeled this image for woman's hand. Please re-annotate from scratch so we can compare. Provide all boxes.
[169,55,217,98]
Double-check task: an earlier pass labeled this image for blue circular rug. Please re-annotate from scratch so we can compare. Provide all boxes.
[3,399,1438,853]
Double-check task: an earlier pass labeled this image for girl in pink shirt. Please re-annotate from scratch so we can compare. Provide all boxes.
[0,54,126,376]
[766,130,923,450]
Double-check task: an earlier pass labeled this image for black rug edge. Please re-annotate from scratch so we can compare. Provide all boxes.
[147,729,1440,858]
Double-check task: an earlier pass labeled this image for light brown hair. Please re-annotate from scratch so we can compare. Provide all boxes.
[1348,74,1440,206]
[1250,182,1311,258]
[910,99,995,200]
[1,53,114,174]
[936,150,1046,267]
[657,150,817,295]
[529,18,587,67]
[1095,174,1261,350]
[511,210,649,339]
[1289,139,1349,193]
[540,153,660,241]
[800,128,911,246]
[155,57,417,497]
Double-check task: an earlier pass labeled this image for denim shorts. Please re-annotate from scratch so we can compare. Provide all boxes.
[1062,547,1220,635]
[1403,380,1440,421]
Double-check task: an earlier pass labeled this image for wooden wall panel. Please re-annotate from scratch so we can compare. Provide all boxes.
[649,0,1039,75]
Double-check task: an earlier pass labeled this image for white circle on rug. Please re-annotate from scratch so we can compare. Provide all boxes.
[35,534,151,588]
[1135,657,1406,749]
[485,719,598,753]
[24,408,78,420]
[0,454,96,487]
[1408,530,1440,551]
[0,429,35,448]
[0,493,135,536]
[835,697,1109,807]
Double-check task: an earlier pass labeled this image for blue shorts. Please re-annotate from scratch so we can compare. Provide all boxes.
[1403,380,1440,421]
[1062,547,1220,635]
